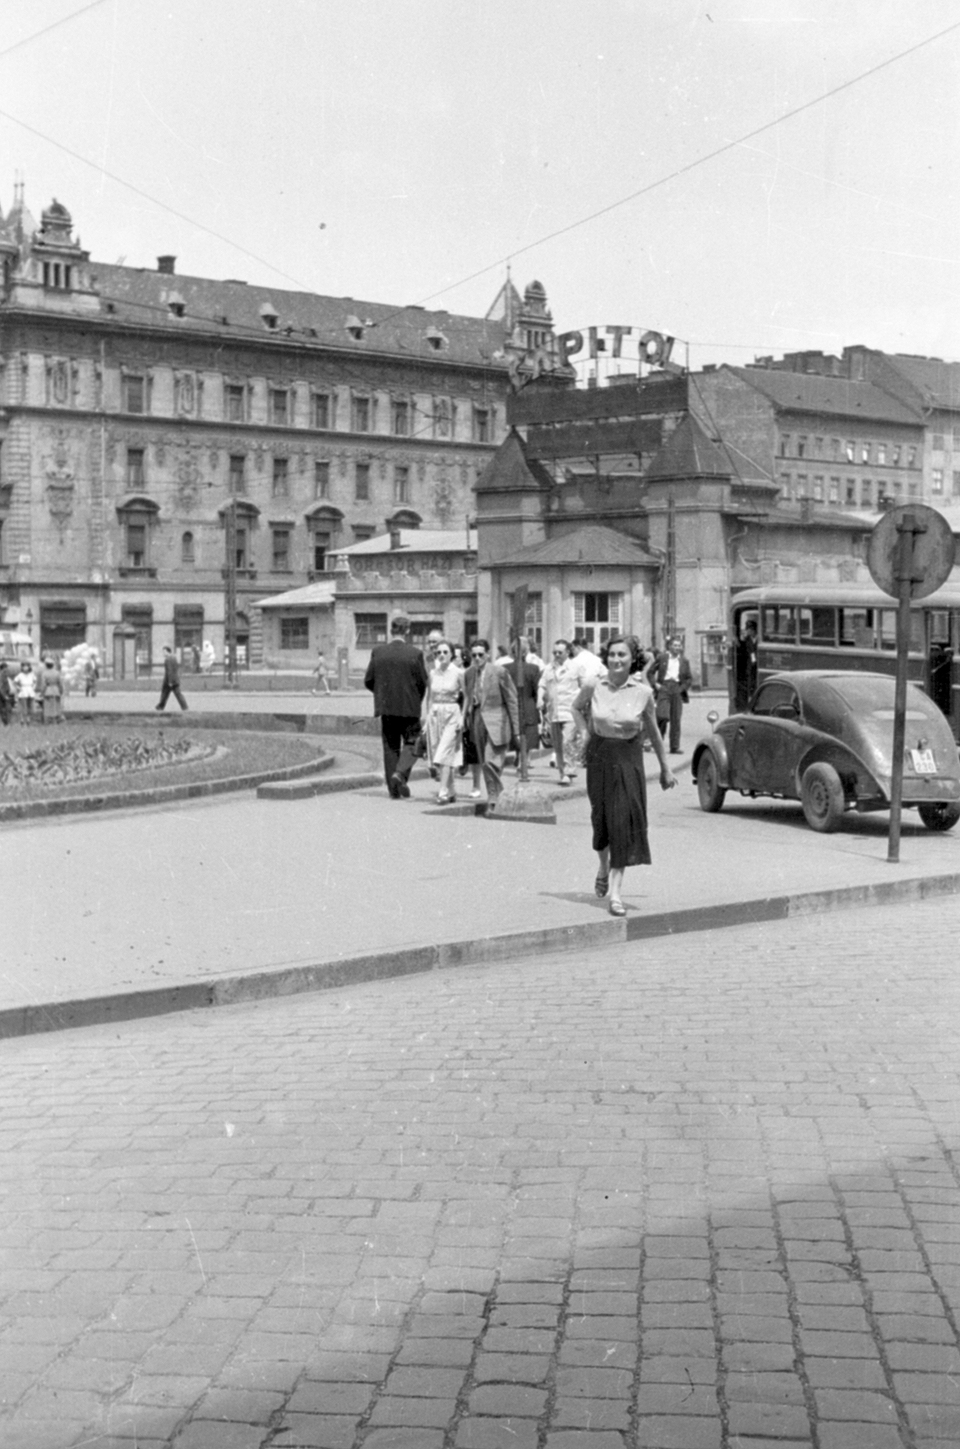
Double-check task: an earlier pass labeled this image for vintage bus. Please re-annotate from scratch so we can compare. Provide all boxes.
[729,583,960,738]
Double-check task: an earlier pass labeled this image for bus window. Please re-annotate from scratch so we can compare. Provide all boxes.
[839,607,873,648]
[930,610,950,645]
[763,605,797,643]
[799,606,836,644]
[878,609,924,652]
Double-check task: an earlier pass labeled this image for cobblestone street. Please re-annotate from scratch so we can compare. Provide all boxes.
[3,895,960,1448]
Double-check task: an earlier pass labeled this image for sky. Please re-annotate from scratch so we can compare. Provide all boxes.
[2,0,959,371]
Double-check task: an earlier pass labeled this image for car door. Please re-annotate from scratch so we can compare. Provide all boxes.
[728,680,806,795]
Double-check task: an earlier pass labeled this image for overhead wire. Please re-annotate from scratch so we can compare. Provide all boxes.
[0,0,109,64]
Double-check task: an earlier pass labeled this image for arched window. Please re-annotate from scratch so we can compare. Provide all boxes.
[181,531,195,565]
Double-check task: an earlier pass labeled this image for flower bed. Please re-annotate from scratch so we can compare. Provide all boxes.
[0,723,329,806]
[0,732,213,789]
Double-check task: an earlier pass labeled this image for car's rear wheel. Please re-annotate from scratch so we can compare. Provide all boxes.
[918,801,960,832]
[800,762,845,833]
[696,751,726,812]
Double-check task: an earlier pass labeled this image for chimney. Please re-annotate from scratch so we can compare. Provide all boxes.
[157,255,176,275]
[389,526,402,550]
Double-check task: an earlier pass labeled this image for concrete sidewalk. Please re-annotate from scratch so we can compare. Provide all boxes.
[6,683,960,1036]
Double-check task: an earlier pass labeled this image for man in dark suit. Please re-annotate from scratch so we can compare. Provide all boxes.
[364,614,429,799]
[653,635,693,753]
[461,638,520,809]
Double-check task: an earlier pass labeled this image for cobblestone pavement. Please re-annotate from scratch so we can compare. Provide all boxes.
[3,895,960,1449]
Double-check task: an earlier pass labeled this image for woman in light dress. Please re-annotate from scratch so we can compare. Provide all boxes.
[424,640,464,804]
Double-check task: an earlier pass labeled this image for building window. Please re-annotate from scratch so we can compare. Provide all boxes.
[796,436,807,459]
[828,477,840,504]
[181,531,195,564]
[932,469,944,494]
[126,448,145,489]
[908,446,918,467]
[315,460,330,499]
[234,524,249,570]
[312,532,331,571]
[473,407,490,443]
[779,435,790,457]
[507,591,543,651]
[891,444,902,465]
[121,605,153,672]
[860,443,871,464]
[272,457,289,497]
[795,474,808,499]
[123,374,145,414]
[355,612,388,648]
[353,524,375,542]
[862,480,874,507]
[270,389,289,426]
[845,478,857,505]
[225,384,245,422]
[831,438,841,459]
[779,472,790,499]
[271,527,292,571]
[280,615,309,650]
[355,461,370,501]
[813,476,824,502]
[953,471,960,497]
[814,437,823,456]
[393,400,410,436]
[394,464,410,504]
[125,518,148,567]
[352,396,371,433]
[572,591,621,649]
[42,261,72,290]
[229,455,246,494]
[877,443,887,465]
[312,393,331,430]
[845,440,855,462]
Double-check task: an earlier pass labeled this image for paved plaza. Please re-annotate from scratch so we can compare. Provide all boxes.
[3,893,960,1448]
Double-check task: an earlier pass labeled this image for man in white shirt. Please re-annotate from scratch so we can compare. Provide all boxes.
[569,637,606,687]
[538,639,580,784]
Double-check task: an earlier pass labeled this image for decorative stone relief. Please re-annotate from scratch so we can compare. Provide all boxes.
[176,447,202,508]
[44,428,76,534]
[174,372,196,415]
[433,478,453,523]
[50,359,69,405]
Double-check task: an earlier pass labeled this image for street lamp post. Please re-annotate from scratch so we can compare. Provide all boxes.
[224,501,238,687]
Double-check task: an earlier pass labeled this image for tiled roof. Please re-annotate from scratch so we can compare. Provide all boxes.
[645,414,769,482]
[886,355,960,410]
[475,429,556,492]
[731,366,922,425]
[494,524,659,568]
[336,529,477,556]
[89,263,512,369]
[253,580,335,609]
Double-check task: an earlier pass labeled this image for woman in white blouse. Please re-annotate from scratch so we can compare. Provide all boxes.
[572,635,676,916]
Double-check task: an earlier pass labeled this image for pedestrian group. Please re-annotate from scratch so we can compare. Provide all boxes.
[364,615,692,915]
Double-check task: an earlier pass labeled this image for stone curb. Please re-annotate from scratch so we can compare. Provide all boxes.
[3,869,958,1040]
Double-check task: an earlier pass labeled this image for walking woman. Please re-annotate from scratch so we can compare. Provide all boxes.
[424,639,464,804]
[573,634,677,916]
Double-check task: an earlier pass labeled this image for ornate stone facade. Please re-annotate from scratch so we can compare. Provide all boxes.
[0,190,554,669]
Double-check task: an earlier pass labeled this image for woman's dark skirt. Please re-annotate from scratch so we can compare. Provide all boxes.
[585,733,651,869]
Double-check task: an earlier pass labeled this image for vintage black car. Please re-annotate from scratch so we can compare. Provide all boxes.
[692,670,960,833]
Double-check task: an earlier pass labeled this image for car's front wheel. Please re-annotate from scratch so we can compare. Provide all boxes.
[696,751,726,813]
[918,801,960,832]
[800,762,845,833]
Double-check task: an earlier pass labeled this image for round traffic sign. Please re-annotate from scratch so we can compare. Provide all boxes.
[866,503,956,600]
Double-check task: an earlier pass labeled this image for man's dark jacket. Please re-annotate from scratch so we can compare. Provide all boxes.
[364,639,428,717]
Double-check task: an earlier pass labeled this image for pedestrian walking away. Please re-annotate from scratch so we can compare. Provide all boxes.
[364,613,428,799]
[653,634,692,753]
[155,645,189,712]
[574,634,677,916]
[311,648,332,695]
[461,637,520,810]
[40,656,64,723]
[424,640,464,803]
[83,654,99,696]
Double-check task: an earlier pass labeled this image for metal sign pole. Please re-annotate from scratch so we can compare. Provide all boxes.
[887,512,925,863]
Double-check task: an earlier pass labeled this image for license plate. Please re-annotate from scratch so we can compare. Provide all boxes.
[910,748,937,774]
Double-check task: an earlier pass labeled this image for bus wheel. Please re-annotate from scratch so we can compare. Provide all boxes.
[801,762,844,833]
[918,801,960,832]
[696,752,726,813]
